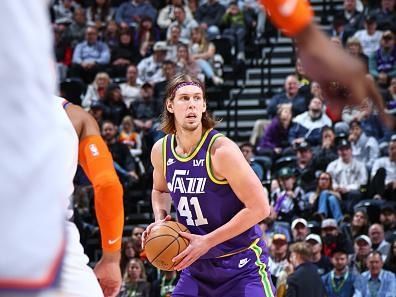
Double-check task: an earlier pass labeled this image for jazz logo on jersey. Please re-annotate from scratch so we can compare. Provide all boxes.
[193,159,204,167]
[167,169,206,194]
[89,144,99,157]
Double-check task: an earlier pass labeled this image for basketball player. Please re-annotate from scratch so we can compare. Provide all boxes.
[56,96,124,297]
[142,74,275,296]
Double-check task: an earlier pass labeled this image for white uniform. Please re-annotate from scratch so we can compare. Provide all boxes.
[0,0,70,293]
[55,97,104,297]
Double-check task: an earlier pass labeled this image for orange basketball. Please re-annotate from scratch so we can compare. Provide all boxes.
[144,221,190,271]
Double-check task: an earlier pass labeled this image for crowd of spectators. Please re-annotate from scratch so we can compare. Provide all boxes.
[56,0,396,296]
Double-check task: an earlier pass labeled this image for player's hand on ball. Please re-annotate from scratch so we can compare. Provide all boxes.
[142,215,172,249]
[172,232,211,271]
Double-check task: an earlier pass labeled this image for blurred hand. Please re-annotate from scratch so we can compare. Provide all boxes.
[142,215,172,249]
[172,232,211,271]
[94,251,122,297]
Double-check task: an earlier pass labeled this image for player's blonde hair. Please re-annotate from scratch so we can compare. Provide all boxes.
[160,73,216,134]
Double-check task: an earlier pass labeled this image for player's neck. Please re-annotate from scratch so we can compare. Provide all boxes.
[175,127,204,156]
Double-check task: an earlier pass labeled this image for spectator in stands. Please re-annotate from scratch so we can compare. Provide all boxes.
[267,75,307,118]
[369,224,391,260]
[322,247,361,297]
[135,16,160,58]
[154,60,177,106]
[137,41,168,84]
[115,0,157,27]
[271,167,309,223]
[220,2,253,61]
[384,239,396,273]
[294,141,317,194]
[239,142,264,181]
[326,139,367,213]
[379,204,396,242]
[88,100,106,127]
[355,251,396,296]
[102,84,128,125]
[385,77,396,111]
[348,119,379,169]
[150,270,179,297]
[312,126,338,172]
[54,24,72,81]
[291,218,309,242]
[346,37,369,70]
[52,0,78,24]
[287,242,326,297]
[110,29,141,78]
[120,64,142,109]
[119,258,150,297]
[166,5,198,44]
[326,15,353,46]
[289,97,332,146]
[306,234,332,276]
[334,0,364,36]
[101,120,139,185]
[295,58,311,101]
[353,14,383,57]
[369,30,396,80]
[175,43,202,79]
[310,172,343,223]
[70,26,110,83]
[269,233,290,281]
[119,115,142,157]
[82,71,111,109]
[120,238,137,275]
[166,24,182,62]
[257,103,292,156]
[190,27,224,85]
[321,218,353,258]
[342,209,369,245]
[195,0,225,40]
[103,20,119,50]
[131,225,145,256]
[86,0,113,30]
[65,7,87,48]
[370,0,396,32]
[157,0,194,30]
[349,235,372,274]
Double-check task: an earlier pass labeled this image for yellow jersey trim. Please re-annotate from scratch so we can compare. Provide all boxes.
[206,134,228,185]
[170,129,212,162]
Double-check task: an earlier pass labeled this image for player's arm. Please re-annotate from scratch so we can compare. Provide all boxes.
[142,138,172,247]
[173,137,270,270]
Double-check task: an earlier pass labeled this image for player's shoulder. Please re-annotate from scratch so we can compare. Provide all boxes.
[151,135,168,163]
[210,133,240,158]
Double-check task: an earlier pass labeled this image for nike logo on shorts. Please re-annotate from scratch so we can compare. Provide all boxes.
[238,258,251,268]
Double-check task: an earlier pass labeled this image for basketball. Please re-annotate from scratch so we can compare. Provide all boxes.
[144,221,190,271]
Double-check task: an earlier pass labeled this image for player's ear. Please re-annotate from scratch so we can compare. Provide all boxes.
[202,99,207,113]
[166,99,174,113]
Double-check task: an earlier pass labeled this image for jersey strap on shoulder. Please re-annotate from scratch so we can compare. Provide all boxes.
[260,0,313,37]
[62,99,72,109]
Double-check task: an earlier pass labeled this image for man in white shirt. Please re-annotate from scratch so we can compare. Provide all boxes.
[353,14,383,57]
[137,41,167,84]
[369,135,396,200]
[326,139,367,213]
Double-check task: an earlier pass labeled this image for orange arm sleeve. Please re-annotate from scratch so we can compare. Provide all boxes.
[79,135,124,252]
[260,0,313,37]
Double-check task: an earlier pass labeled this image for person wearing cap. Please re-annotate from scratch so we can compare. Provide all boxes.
[379,203,396,242]
[322,247,361,297]
[137,41,168,84]
[291,218,310,242]
[369,30,396,80]
[349,235,372,274]
[352,13,382,57]
[306,234,332,276]
[322,218,353,258]
[354,251,396,297]
[368,224,390,261]
[287,242,326,297]
[271,168,310,223]
[293,140,317,193]
[326,138,367,213]
[369,136,396,200]
[289,97,332,147]
[269,233,290,280]
[348,119,379,169]
[89,100,106,127]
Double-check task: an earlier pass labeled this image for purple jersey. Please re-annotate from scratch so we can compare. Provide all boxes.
[164,129,263,259]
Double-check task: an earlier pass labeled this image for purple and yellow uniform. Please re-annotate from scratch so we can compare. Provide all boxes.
[163,129,275,297]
